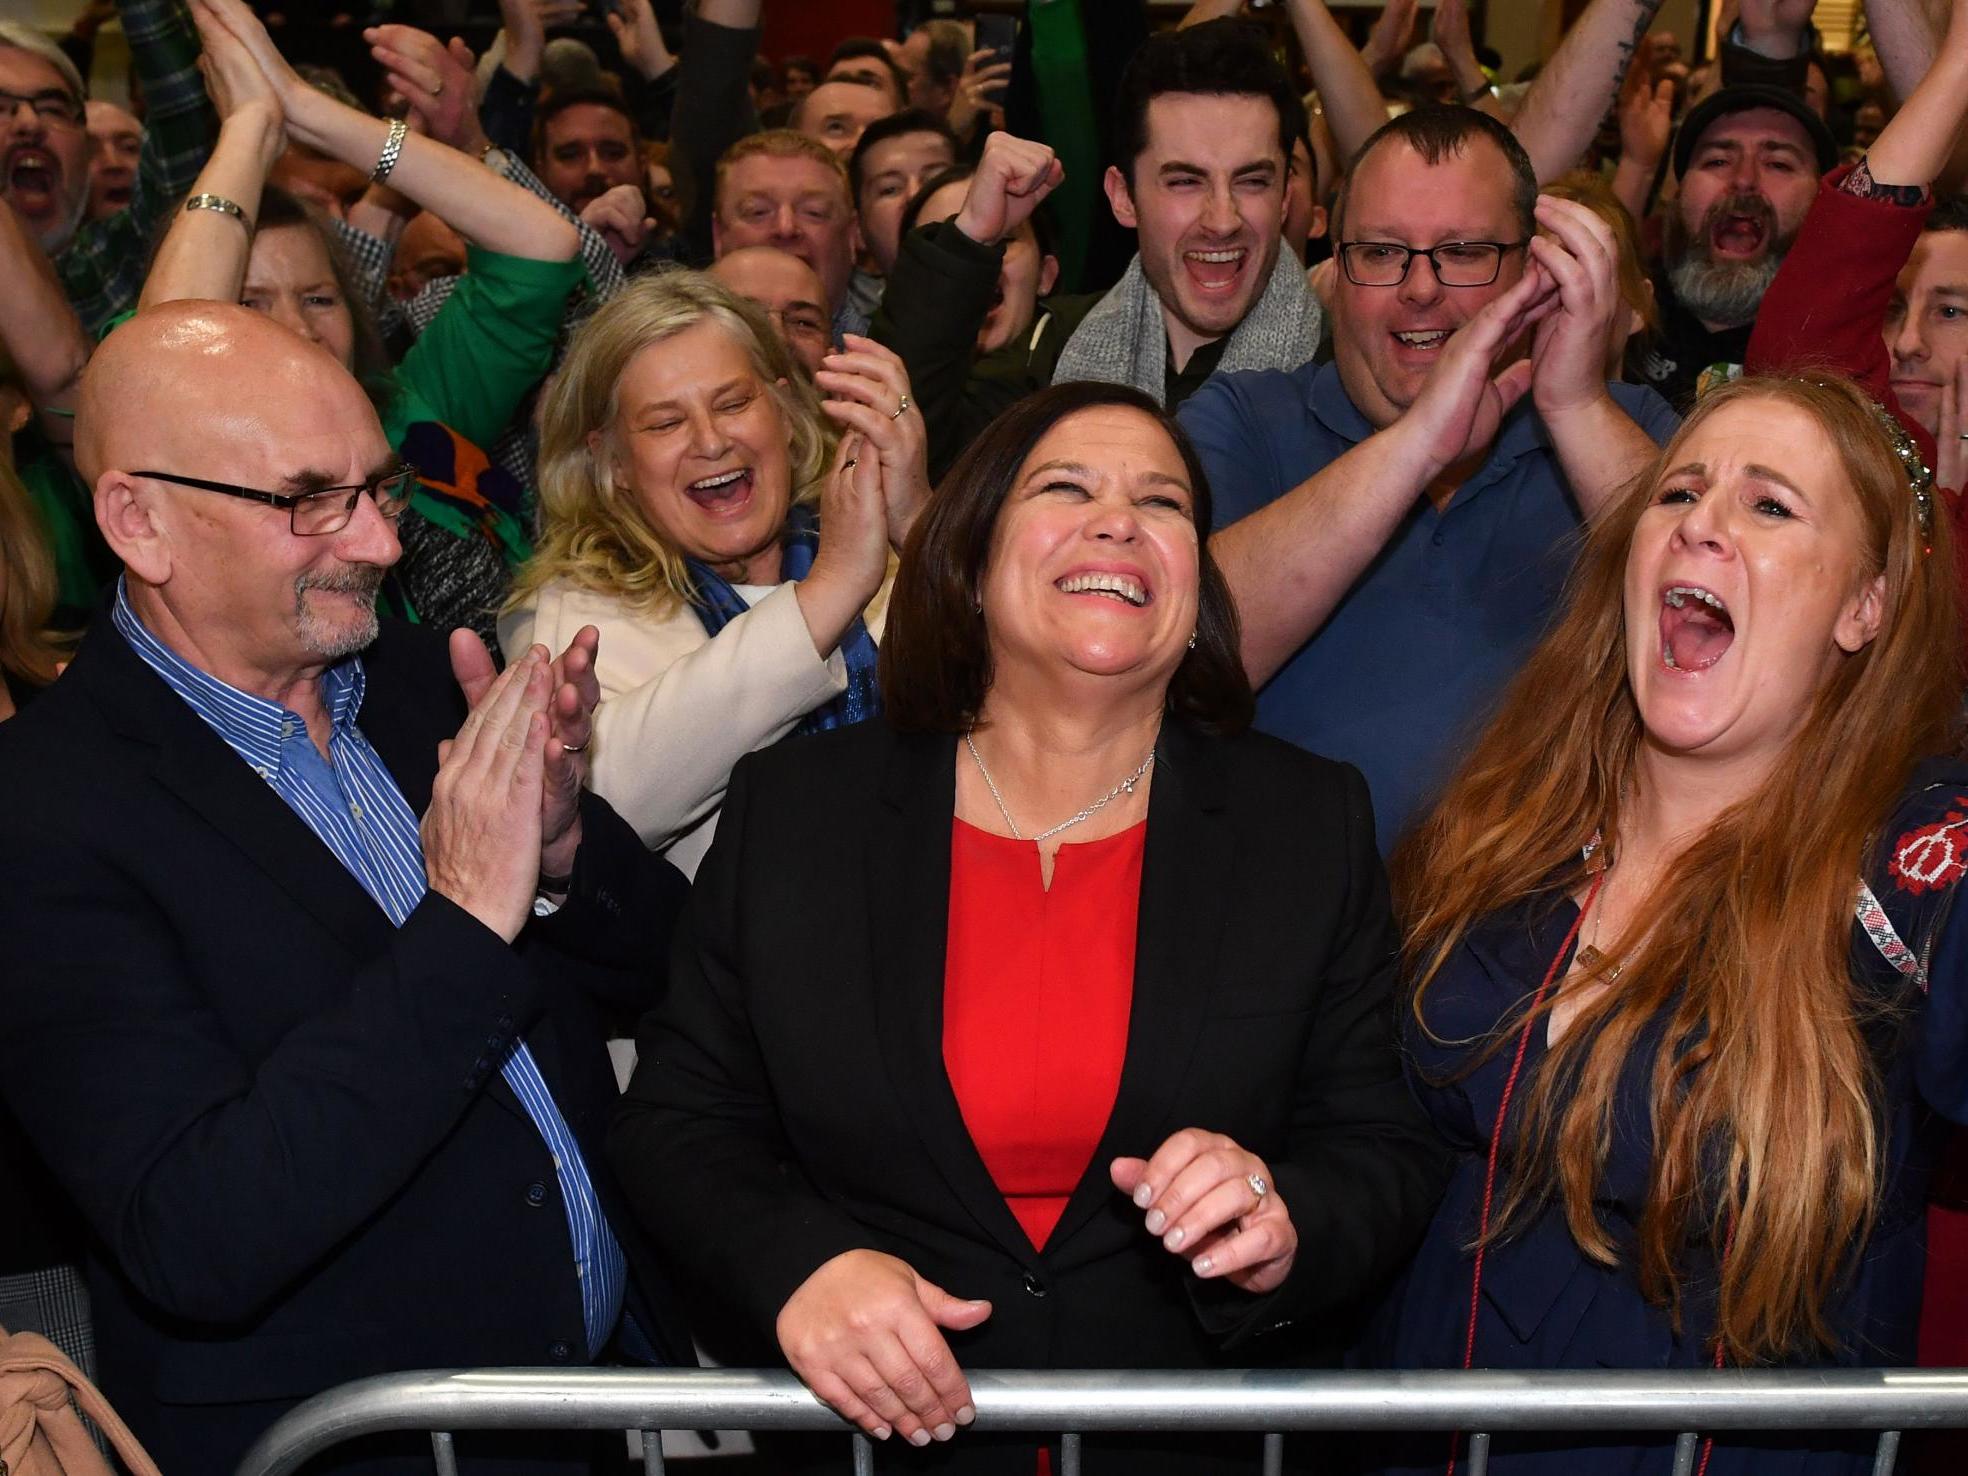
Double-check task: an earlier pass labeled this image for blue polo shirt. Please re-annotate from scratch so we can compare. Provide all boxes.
[1180,361,1679,852]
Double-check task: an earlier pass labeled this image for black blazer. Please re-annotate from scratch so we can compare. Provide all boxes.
[610,717,1448,1474]
[0,616,690,1476]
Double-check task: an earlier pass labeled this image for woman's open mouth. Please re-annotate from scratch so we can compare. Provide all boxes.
[1659,584,1735,671]
[685,467,754,515]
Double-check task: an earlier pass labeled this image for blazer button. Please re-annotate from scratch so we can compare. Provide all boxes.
[1021,1272,1048,1298]
[548,1339,573,1362]
[524,1181,547,1207]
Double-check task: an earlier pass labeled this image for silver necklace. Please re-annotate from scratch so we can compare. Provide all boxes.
[963,731,1156,843]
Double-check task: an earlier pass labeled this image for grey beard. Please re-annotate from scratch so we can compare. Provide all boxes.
[1667,252,1780,330]
[294,567,384,660]
[31,183,91,255]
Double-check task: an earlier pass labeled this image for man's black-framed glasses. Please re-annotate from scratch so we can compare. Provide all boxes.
[134,466,418,536]
[1337,239,1528,288]
[0,86,85,128]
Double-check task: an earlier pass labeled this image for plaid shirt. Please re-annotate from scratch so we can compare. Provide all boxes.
[331,151,635,498]
[56,0,216,337]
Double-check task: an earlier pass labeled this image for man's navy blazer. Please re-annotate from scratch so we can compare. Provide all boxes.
[0,614,690,1475]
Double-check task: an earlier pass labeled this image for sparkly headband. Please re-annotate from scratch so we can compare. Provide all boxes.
[1869,401,1935,541]
[1798,380,1935,543]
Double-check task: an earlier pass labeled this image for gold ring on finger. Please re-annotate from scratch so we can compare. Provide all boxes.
[891,393,910,420]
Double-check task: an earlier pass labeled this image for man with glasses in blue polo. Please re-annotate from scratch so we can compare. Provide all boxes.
[1180,109,1682,852]
[0,302,691,1475]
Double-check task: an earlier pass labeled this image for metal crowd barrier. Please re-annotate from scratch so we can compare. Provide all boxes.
[234,1366,1968,1476]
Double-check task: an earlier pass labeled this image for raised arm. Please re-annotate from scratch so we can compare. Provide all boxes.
[138,8,284,310]
[671,0,762,264]
[198,0,578,265]
[1865,0,1946,104]
[1430,0,1500,111]
[1284,0,1398,167]
[0,202,94,444]
[56,0,220,336]
[1864,0,1968,188]
[1510,0,1666,184]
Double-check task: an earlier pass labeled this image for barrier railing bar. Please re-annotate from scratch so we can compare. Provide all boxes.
[1669,1431,1699,1476]
[1466,1430,1490,1476]
[852,1431,874,1476]
[234,1368,1968,1476]
[1261,1429,1284,1476]
[640,1431,663,1475]
[1873,1429,1902,1476]
[1060,1431,1083,1476]
[429,1430,456,1476]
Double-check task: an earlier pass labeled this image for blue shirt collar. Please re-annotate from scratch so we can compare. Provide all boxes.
[112,577,368,777]
[1305,360,1556,478]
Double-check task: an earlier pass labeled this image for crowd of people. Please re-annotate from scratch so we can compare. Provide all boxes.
[2,0,1968,1473]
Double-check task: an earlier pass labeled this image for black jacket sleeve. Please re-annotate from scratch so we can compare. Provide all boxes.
[871,221,1028,483]
[670,14,761,266]
[479,64,538,161]
[1188,763,1450,1347]
[608,756,873,1334]
[0,828,544,1327]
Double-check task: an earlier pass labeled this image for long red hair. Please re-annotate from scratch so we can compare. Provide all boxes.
[1391,376,1963,1361]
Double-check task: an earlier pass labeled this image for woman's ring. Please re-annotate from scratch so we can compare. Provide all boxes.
[1246,1172,1269,1200]
[561,739,590,754]
[431,79,444,96]
[891,394,911,420]
[843,457,859,471]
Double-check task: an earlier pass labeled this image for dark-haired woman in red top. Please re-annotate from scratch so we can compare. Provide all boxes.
[613,381,1447,1475]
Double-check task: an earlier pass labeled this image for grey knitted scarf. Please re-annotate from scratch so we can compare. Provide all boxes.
[1051,248,1324,406]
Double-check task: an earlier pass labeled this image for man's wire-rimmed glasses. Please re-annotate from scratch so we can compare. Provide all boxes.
[1336,239,1528,288]
[132,465,418,536]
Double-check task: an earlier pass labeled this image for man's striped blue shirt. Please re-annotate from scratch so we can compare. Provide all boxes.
[113,587,625,1354]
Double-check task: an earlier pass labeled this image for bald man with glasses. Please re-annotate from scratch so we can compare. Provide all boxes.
[0,302,691,1475]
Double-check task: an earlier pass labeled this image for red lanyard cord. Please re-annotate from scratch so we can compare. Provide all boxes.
[1447,870,1606,1476]
[1445,871,1735,1476]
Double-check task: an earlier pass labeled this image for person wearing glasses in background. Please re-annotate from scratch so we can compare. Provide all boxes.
[1179,110,1682,852]
[0,12,215,338]
[0,300,693,1475]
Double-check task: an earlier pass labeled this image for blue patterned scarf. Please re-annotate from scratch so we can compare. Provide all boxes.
[684,505,882,736]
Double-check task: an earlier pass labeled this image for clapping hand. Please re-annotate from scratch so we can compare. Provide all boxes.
[368,24,489,158]
[446,628,602,891]
[422,646,552,942]
[815,337,931,551]
[190,0,286,169]
[1524,195,1624,421]
[1362,0,1421,76]
[1111,1129,1299,1294]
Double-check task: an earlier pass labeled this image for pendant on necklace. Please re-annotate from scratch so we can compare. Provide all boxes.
[1575,944,1622,981]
